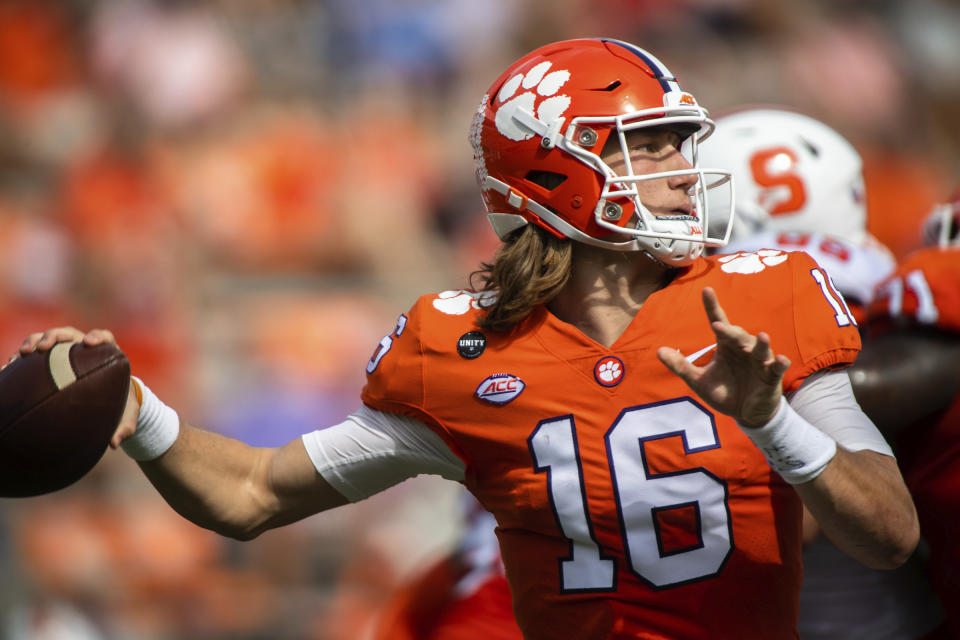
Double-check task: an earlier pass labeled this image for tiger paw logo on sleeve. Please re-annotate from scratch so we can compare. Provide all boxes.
[432,290,488,315]
[719,250,788,274]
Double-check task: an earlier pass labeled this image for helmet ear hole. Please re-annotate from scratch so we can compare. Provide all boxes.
[525,170,568,191]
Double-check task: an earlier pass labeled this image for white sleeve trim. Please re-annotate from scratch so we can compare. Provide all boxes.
[300,405,466,503]
[787,369,894,457]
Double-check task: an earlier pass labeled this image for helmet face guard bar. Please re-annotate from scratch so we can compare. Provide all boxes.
[558,107,735,248]
[595,169,734,246]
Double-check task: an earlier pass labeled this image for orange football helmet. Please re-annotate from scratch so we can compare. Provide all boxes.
[470,38,733,266]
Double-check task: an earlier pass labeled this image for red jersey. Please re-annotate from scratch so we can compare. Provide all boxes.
[374,495,523,640]
[868,246,960,332]
[867,246,960,632]
[363,251,860,640]
[374,554,521,640]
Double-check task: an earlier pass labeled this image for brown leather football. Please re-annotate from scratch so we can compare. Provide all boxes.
[0,342,130,497]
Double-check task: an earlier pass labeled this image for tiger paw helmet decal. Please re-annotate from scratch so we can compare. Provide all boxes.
[493,61,571,142]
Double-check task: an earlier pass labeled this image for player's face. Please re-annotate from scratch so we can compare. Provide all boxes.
[601,128,697,217]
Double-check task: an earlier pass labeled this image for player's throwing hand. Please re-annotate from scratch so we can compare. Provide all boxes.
[13,327,141,449]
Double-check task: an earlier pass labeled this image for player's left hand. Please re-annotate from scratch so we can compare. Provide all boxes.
[657,287,790,428]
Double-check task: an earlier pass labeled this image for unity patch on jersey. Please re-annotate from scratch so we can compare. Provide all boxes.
[475,373,526,405]
[457,331,487,359]
[594,356,624,387]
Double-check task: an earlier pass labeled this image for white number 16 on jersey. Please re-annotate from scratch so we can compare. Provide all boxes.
[529,398,733,591]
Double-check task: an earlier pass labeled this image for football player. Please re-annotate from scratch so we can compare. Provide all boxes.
[701,107,946,639]
[15,39,918,639]
[699,107,897,322]
[853,189,960,635]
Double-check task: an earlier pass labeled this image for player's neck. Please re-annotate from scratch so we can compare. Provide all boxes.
[547,246,673,348]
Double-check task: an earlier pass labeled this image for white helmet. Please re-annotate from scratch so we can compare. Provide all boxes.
[922,187,960,248]
[699,107,866,244]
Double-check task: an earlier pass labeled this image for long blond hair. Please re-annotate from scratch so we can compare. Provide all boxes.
[470,224,573,332]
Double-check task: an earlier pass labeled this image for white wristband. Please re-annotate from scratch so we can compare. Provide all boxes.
[122,376,180,461]
[738,397,837,485]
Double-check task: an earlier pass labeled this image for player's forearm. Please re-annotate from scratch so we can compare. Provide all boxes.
[137,423,350,540]
[136,422,284,540]
[123,378,350,539]
[794,448,919,569]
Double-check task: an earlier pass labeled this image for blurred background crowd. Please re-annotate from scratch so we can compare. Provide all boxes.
[0,0,957,638]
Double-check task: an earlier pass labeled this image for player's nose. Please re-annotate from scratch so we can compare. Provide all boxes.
[668,155,698,192]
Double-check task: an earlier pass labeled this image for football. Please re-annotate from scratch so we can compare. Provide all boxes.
[0,342,131,497]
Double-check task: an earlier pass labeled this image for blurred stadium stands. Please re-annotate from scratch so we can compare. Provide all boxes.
[0,1,957,637]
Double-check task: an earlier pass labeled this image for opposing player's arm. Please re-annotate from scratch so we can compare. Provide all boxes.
[849,328,960,439]
[658,288,919,570]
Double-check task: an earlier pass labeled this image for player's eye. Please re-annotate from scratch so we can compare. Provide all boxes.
[632,141,658,153]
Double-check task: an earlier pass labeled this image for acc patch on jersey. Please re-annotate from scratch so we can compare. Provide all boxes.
[475,373,525,405]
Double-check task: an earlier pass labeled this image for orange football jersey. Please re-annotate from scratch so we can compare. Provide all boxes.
[363,251,860,640]
[867,246,960,633]
[868,246,960,332]
[721,229,896,324]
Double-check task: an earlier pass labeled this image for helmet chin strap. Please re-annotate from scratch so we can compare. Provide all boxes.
[483,176,704,267]
[485,177,641,250]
